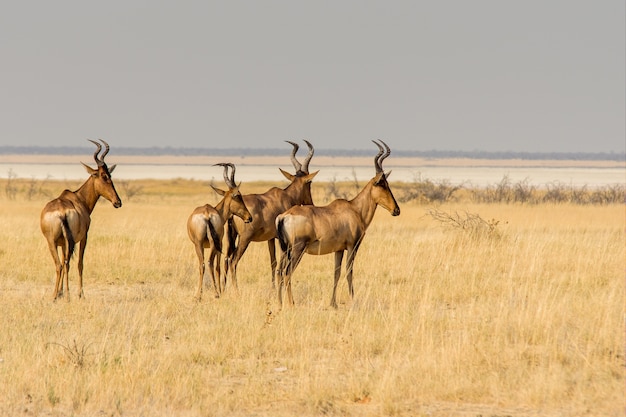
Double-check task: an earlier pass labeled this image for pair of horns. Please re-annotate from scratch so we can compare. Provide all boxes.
[88,139,110,167]
[286,140,314,174]
[214,162,237,188]
[372,140,391,174]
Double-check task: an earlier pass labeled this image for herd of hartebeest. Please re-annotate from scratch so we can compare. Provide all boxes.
[40,139,400,308]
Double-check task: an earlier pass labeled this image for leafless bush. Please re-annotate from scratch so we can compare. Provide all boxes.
[118,180,144,202]
[471,176,538,204]
[325,169,360,201]
[506,181,626,205]
[46,339,93,368]
[472,175,516,203]
[569,185,591,205]
[469,177,624,206]
[542,181,572,204]
[400,173,463,203]
[25,175,52,200]
[427,208,503,239]
[513,178,536,203]
[589,184,626,205]
[5,169,17,200]
[325,176,347,200]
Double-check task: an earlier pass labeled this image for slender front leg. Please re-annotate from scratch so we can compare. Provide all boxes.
[330,251,344,308]
[223,221,235,283]
[228,238,251,293]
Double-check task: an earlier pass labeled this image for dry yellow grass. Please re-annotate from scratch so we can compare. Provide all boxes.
[0,178,623,416]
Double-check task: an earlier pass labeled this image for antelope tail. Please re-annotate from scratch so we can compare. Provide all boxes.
[276,217,288,253]
[59,215,75,260]
[207,218,222,254]
[226,218,237,258]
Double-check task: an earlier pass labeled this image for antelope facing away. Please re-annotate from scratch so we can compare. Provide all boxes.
[40,139,122,301]
[224,140,318,291]
[276,140,400,309]
[187,163,252,300]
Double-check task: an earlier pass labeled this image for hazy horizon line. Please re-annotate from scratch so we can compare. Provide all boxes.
[0,145,624,162]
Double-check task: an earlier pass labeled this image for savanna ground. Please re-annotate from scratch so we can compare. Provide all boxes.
[0,174,624,417]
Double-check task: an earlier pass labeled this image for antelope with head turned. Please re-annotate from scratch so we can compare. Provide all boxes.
[276,140,400,309]
[40,139,122,301]
[187,163,252,300]
[225,140,318,291]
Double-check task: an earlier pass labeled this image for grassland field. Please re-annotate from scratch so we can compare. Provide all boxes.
[0,176,624,417]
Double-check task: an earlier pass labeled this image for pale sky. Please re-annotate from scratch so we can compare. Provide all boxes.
[1,1,624,153]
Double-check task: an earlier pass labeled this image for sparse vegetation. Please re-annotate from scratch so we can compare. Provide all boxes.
[46,339,93,369]
[4,168,17,200]
[427,208,504,240]
[399,173,464,203]
[321,173,625,206]
[117,180,144,202]
[467,175,625,205]
[325,169,361,200]
[0,178,623,416]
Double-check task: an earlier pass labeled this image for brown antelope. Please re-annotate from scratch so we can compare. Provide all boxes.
[40,139,122,301]
[187,163,252,300]
[276,140,400,309]
[225,140,318,291]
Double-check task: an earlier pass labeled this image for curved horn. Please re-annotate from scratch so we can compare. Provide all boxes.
[378,139,391,167]
[302,140,314,174]
[88,139,103,166]
[372,140,385,173]
[285,141,302,173]
[214,163,236,188]
[214,163,230,186]
[226,162,236,186]
[99,139,110,161]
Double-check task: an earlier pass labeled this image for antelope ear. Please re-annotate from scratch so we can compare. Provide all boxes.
[305,170,319,183]
[81,162,98,176]
[279,168,295,181]
[210,185,226,196]
[231,182,243,195]
[108,164,117,173]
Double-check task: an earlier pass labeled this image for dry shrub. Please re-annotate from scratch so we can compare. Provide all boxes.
[469,175,625,206]
[471,175,536,204]
[399,174,463,204]
[427,208,503,239]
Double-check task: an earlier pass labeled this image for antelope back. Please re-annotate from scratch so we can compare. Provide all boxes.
[372,171,400,216]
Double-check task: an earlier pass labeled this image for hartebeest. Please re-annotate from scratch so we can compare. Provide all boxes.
[187,163,252,300]
[276,140,400,308]
[40,139,122,301]
[225,140,318,290]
